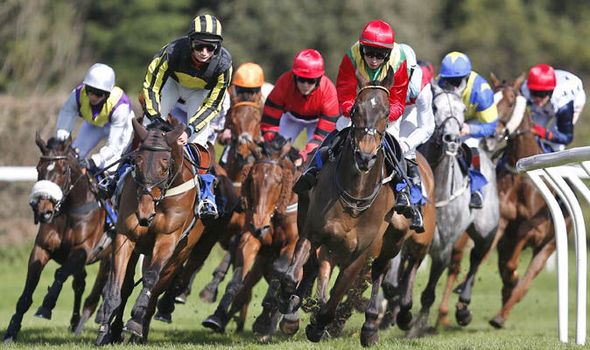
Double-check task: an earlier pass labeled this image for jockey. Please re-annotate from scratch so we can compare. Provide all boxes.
[142,14,233,220]
[385,43,435,232]
[56,63,134,176]
[218,62,271,149]
[418,60,435,87]
[436,51,499,209]
[260,49,340,166]
[520,64,585,152]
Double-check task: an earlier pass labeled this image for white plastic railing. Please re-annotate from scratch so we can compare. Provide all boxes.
[0,166,37,182]
[517,146,590,345]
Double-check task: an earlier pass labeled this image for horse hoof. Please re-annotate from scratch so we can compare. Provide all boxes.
[453,282,466,294]
[95,324,111,346]
[455,306,472,326]
[199,287,217,304]
[326,319,346,338]
[489,315,505,329]
[279,294,300,315]
[70,315,81,333]
[122,319,143,338]
[279,314,300,336]
[34,306,52,320]
[154,312,172,324]
[3,332,16,344]
[174,293,188,304]
[360,323,380,347]
[202,315,225,333]
[396,310,413,331]
[379,311,394,330]
[306,323,328,342]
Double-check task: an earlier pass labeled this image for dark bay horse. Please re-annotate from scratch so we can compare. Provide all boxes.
[94,118,208,344]
[202,135,301,340]
[408,83,499,338]
[278,70,435,346]
[155,90,264,314]
[3,134,111,343]
[486,75,572,328]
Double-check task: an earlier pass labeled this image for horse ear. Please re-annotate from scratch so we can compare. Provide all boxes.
[431,79,443,96]
[355,68,369,89]
[278,139,292,159]
[166,124,185,146]
[381,67,395,91]
[35,131,47,153]
[514,72,526,90]
[490,72,500,88]
[132,117,148,141]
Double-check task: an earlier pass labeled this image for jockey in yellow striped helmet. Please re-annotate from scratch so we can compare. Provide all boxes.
[142,14,233,220]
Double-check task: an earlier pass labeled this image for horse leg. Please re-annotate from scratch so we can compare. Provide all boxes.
[35,248,87,320]
[69,267,87,332]
[278,237,312,314]
[396,255,423,331]
[491,238,555,328]
[3,245,50,343]
[95,235,135,346]
[75,257,110,336]
[123,234,177,338]
[407,252,449,339]
[203,232,261,333]
[436,233,467,328]
[328,266,371,338]
[200,234,238,303]
[110,251,139,344]
[361,255,389,347]
[232,256,265,333]
[380,255,402,330]
[306,252,368,343]
[455,229,495,327]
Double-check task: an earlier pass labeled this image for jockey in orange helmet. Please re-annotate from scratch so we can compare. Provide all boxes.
[521,64,585,152]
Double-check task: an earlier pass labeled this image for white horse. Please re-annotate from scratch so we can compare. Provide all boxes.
[407,83,500,337]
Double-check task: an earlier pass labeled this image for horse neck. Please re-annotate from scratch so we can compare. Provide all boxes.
[66,161,95,206]
[338,141,384,197]
[506,111,542,166]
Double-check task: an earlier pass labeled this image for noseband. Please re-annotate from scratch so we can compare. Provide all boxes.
[132,142,180,207]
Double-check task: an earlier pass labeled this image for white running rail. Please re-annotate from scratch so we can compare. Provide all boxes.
[517,146,589,345]
[0,166,37,182]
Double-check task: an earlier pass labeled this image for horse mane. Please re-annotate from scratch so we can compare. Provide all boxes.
[261,134,288,157]
[46,137,65,150]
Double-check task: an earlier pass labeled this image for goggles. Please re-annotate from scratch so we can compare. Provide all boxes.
[85,86,108,98]
[530,89,553,98]
[294,75,320,85]
[362,46,389,60]
[191,40,218,52]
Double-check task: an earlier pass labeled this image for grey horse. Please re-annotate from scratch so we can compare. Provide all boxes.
[406,83,500,338]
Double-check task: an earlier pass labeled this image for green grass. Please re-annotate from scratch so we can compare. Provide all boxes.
[0,241,588,349]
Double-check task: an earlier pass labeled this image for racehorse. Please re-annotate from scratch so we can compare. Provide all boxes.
[154,89,263,319]
[94,118,208,344]
[202,135,301,340]
[277,69,435,346]
[435,73,529,327]
[485,74,572,328]
[407,82,500,338]
[3,134,111,342]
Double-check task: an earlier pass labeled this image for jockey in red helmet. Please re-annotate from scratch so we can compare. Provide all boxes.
[261,49,340,165]
[521,64,585,152]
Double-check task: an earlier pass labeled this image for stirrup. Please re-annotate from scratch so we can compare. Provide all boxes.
[409,207,425,233]
[393,192,413,218]
[198,198,219,220]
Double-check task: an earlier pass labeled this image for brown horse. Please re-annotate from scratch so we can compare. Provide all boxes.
[94,118,208,344]
[3,134,111,343]
[202,135,301,340]
[155,90,264,316]
[277,69,435,346]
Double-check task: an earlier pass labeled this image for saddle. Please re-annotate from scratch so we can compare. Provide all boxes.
[186,143,212,175]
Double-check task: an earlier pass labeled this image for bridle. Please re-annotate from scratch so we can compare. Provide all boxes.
[228,101,261,168]
[131,141,181,208]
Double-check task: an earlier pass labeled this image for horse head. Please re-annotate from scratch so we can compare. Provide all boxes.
[31,132,79,223]
[227,91,263,166]
[349,68,394,172]
[131,118,184,226]
[240,135,294,240]
[431,82,466,158]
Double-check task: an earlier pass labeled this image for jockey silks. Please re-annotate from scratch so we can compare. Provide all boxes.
[75,84,130,127]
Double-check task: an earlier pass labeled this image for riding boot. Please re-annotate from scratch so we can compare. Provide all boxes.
[292,130,342,194]
[406,160,425,233]
[198,173,219,220]
[468,147,485,209]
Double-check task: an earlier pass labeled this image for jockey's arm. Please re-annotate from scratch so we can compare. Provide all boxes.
[335,54,357,118]
[91,106,135,170]
[261,74,288,140]
[399,83,434,152]
[187,66,232,136]
[387,60,409,123]
[142,47,170,121]
[56,90,79,140]
[547,101,574,145]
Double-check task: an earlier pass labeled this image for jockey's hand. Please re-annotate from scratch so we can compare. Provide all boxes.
[177,131,188,146]
[218,128,232,145]
[460,123,471,136]
[532,125,548,139]
[79,157,98,174]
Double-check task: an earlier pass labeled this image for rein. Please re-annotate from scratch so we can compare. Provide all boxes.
[230,101,260,110]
